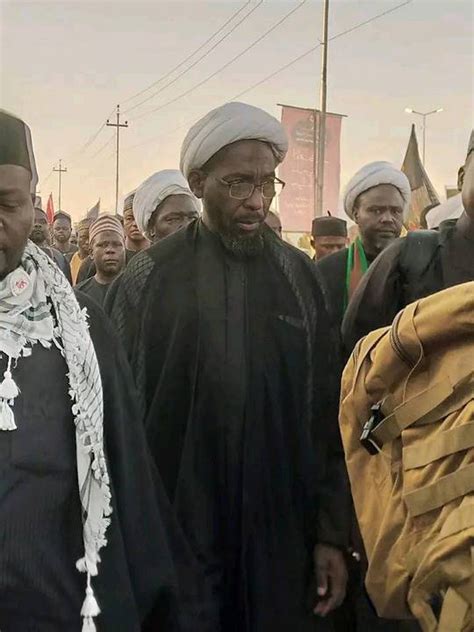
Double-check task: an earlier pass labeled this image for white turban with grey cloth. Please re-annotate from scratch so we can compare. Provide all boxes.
[133,169,201,235]
[180,101,289,178]
[343,161,411,220]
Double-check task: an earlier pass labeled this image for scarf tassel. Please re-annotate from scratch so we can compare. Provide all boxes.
[0,369,20,400]
[0,359,20,432]
[80,574,100,631]
[0,399,17,431]
[82,617,97,632]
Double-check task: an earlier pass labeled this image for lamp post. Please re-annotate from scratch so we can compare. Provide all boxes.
[404,107,443,166]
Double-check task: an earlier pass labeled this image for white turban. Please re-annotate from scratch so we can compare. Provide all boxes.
[343,161,411,220]
[132,169,200,234]
[180,101,288,178]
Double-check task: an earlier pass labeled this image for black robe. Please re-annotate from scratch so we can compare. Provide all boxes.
[0,292,181,631]
[342,214,474,352]
[106,220,350,632]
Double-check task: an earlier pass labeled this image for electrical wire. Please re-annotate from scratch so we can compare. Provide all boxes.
[131,0,308,122]
[234,0,414,99]
[123,1,262,115]
[121,1,253,109]
[96,0,414,159]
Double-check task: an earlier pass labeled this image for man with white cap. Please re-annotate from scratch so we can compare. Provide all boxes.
[0,109,181,631]
[315,161,409,332]
[76,214,126,307]
[133,169,200,243]
[107,101,349,631]
[343,129,474,353]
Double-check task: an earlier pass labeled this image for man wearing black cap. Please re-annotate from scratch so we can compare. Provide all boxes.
[52,210,78,262]
[343,130,474,353]
[0,108,184,631]
[311,216,348,261]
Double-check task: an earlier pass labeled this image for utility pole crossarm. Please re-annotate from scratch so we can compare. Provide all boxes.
[106,104,129,215]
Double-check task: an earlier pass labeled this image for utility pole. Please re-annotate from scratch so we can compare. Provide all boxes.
[315,0,330,218]
[53,159,67,210]
[107,105,129,214]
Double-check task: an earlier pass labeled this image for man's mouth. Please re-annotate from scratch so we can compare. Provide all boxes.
[236,219,261,233]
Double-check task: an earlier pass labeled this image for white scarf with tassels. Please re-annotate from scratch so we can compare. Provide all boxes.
[0,241,111,632]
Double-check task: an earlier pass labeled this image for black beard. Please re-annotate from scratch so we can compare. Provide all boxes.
[219,230,265,258]
[30,230,47,245]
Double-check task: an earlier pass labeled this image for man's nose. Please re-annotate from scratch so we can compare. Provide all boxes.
[243,187,264,212]
[380,209,395,223]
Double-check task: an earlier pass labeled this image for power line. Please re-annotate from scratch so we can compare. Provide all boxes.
[121,1,252,109]
[39,167,54,190]
[234,0,414,100]
[90,134,115,160]
[131,0,308,122]
[123,1,262,115]
[114,0,413,154]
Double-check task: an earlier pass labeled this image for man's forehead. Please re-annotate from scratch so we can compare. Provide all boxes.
[210,139,277,171]
[0,164,32,190]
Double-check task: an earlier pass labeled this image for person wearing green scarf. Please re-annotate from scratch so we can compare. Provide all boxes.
[315,161,410,330]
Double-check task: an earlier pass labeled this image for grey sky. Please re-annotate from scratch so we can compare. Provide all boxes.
[1,0,473,219]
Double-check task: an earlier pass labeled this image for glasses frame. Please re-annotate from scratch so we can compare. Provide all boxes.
[215,176,286,200]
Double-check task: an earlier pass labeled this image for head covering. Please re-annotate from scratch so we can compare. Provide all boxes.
[312,216,347,238]
[122,191,136,215]
[343,161,411,220]
[76,217,92,231]
[53,210,72,225]
[133,169,200,234]
[180,101,288,178]
[0,109,38,194]
[467,130,474,160]
[89,214,124,244]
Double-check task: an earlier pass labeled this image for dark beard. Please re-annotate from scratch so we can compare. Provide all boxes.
[219,231,265,258]
[205,205,265,258]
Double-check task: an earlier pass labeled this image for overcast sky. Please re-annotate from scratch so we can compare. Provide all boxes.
[1,0,473,219]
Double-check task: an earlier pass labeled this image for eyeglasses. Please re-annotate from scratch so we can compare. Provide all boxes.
[216,177,285,200]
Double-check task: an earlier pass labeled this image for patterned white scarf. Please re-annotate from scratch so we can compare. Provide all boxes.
[0,241,111,632]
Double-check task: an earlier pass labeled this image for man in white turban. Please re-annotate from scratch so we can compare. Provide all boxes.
[107,101,350,631]
[343,130,474,353]
[316,161,409,332]
[133,169,200,243]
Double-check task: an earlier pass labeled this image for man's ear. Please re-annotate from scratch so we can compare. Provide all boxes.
[458,165,465,192]
[188,169,207,199]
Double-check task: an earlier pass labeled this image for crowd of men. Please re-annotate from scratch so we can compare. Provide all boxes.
[0,102,472,632]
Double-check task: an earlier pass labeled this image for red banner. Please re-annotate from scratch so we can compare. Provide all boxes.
[46,193,55,224]
[278,105,344,232]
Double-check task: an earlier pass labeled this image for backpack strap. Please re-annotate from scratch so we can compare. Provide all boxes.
[399,230,441,283]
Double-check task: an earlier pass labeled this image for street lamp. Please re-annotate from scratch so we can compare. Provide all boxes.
[404,107,444,166]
